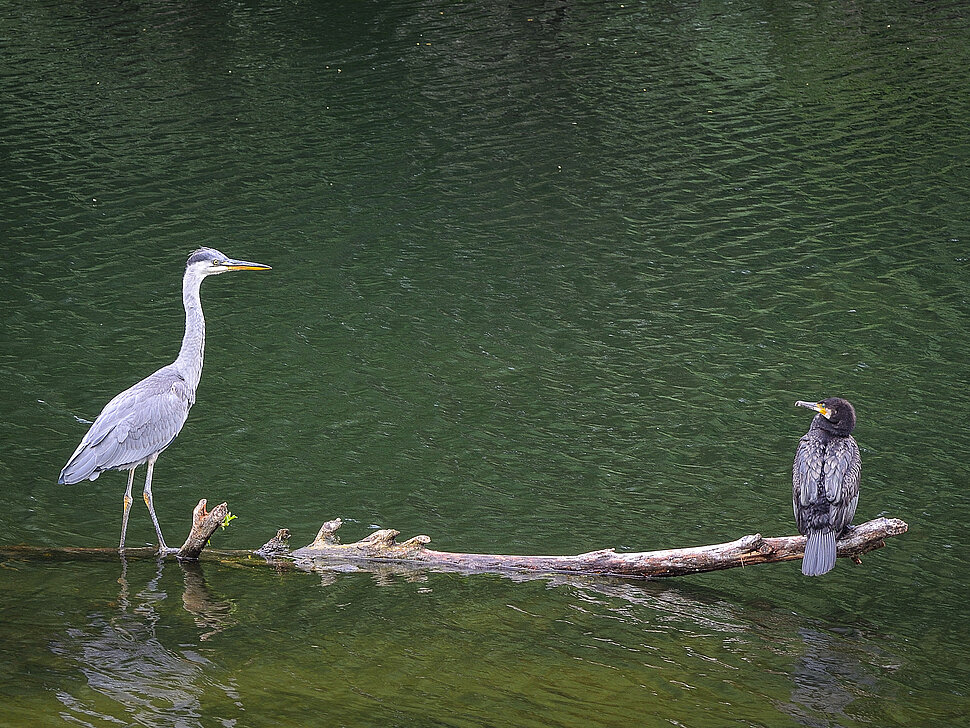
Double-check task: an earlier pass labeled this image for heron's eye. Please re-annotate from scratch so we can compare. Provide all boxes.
[212,260,224,267]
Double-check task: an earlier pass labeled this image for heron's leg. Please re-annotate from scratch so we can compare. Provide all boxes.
[120,468,135,551]
[142,454,170,553]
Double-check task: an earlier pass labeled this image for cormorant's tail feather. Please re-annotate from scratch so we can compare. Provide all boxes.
[802,530,837,576]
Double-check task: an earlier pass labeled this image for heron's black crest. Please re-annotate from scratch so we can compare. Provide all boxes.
[186,247,224,266]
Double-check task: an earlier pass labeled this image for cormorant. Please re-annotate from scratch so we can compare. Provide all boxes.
[792,397,861,576]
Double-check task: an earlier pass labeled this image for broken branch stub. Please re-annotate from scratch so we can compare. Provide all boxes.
[177,499,229,560]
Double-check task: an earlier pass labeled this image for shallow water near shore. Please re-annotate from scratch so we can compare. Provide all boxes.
[2,0,970,725]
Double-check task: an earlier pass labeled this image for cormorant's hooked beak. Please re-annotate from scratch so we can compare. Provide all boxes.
[223,258,272,272]
[795,400,831,419]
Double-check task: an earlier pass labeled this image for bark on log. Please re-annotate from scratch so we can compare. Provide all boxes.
[177,499,230,560]
[0,500,908,579]
[288,516,908,578]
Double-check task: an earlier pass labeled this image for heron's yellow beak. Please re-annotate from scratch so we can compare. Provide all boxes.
[795,400,830,418]
[223,258,272,271]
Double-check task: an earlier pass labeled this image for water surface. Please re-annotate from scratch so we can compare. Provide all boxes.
[2,0,969,725]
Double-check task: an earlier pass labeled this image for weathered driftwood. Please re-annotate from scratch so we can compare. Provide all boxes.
[177,499,230,560]
[288,516,908,578]
[0,501,908,579]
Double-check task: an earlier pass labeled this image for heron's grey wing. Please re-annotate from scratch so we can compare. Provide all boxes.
[825,436,861,532]
[60,369,194,482]
[792,434,825,532]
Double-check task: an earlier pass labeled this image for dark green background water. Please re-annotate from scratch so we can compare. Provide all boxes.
[2,0,969,725]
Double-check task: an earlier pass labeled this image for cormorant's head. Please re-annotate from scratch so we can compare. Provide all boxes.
[795,397,857,436]
[186,247,272,277]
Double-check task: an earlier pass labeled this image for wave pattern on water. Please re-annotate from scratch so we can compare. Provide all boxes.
[2,0,970,725]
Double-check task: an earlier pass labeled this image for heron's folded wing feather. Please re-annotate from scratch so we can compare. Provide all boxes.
[61,370,194,480]
[109,373,193,463]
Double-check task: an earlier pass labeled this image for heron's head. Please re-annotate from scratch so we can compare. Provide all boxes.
[186,247,272,277]
[795,397,857,436]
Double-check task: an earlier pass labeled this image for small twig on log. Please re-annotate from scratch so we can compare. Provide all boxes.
[177,500,229,560]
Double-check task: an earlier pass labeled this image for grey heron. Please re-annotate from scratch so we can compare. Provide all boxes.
[58,247,271,552]
[792,397,862,576]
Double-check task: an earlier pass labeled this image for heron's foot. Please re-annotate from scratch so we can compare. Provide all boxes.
[153,538,177,555]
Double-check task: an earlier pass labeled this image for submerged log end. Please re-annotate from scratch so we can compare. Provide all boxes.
[177,500,229,561]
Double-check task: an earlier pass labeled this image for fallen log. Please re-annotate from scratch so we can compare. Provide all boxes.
[289,516,908,577]
[0,503,908,579]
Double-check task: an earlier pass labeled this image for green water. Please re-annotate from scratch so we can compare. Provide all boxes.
[3,0,970,724]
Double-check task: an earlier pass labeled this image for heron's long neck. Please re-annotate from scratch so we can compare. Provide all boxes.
[174,271,206,390]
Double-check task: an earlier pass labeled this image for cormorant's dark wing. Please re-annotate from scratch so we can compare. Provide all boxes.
[827,435,861,533]
[793,433,825,533]
[792,433,861,534]
[59,366,195,483]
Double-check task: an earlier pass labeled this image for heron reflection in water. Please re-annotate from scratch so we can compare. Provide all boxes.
[51,556,238,725]
[58,248,271,552]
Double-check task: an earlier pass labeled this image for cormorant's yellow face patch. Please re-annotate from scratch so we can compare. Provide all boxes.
[797,400,832,418]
